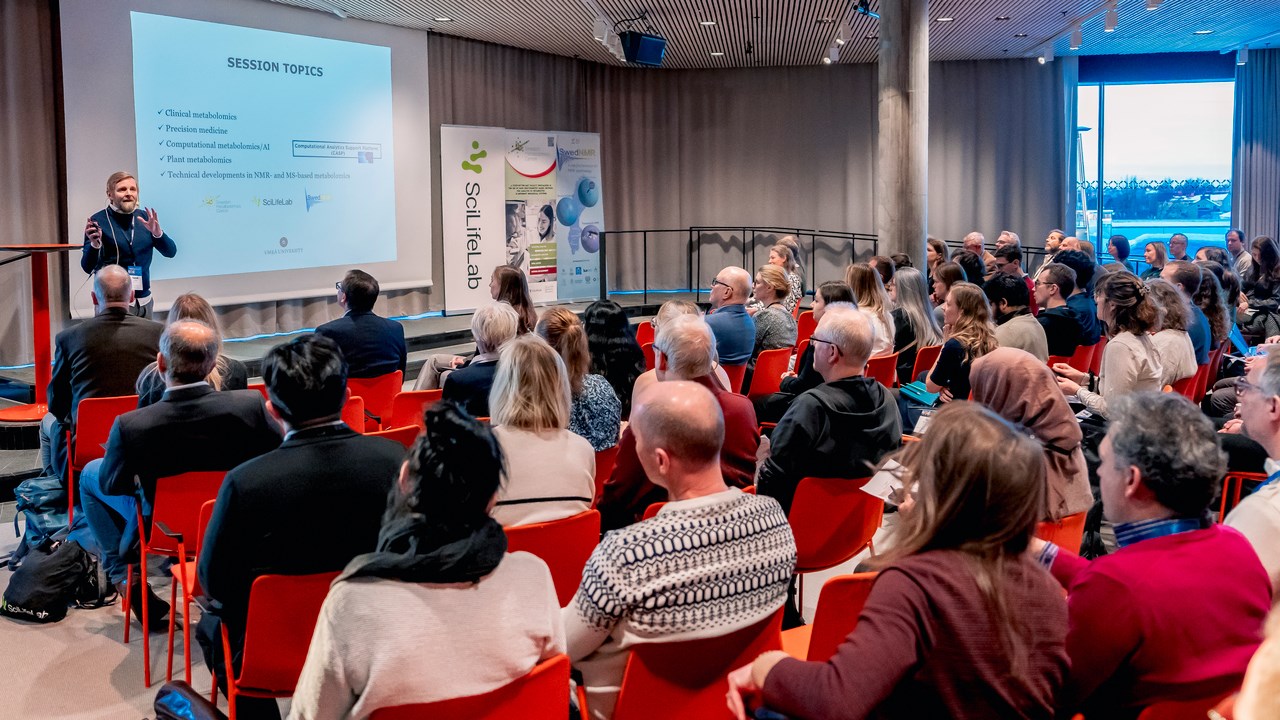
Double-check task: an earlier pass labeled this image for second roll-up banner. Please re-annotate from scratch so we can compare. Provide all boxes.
[441,125,605,314]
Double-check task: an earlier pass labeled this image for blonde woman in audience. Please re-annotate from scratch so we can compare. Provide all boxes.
[536,307,621,452]
[289,403,565,719]
[749,264,799,362]
[1143,279,1198,387]
[926,282,998,402]
[727,402,1068,719]
[488,334,595,526]
[631,300,730,402]
[1053,271,1163,418]
[776,234,807,294]
[846,263,897,357]
[135,292,247,407]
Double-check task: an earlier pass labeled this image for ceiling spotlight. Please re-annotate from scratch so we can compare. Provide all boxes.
[835,36,846,45]
[1014,32,1028,38]
[1070,27,1082,50]
[1146,0,1162,9]
[1238,46,1249,65]
[937,17,955,23]
[824,44,840,64]
[1039,45,1055,64]
[1104,5,1118,32]
[434,16,453,22]
[1193,29,1214,35]
[995,16,1011,21]
[700,20,715,26]
[710,51,724,56]
[593,17,610,42]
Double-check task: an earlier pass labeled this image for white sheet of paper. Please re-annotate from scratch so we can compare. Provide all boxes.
[863,459,905,503]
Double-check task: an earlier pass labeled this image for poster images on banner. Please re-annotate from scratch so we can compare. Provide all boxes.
[555,132,604,299]
[505,132,559,303]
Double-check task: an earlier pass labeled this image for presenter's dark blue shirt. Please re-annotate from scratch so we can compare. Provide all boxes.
[315,310,408,379]
[81,208,177,298]
[705,303,756,366]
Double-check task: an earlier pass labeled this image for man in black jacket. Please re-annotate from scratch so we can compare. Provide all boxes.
[197,334,404,720]
[40,265,162,481]
[1036,262,1088,358]
[315,269,406,379]
[79,319,282,623]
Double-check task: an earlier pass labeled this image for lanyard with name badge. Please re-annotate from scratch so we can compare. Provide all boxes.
[105,207,143,292]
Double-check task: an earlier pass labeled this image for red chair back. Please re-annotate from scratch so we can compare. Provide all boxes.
[790,477,882,573]
[247,383,269,401]
[1089,336,1107,376]
[795,311,817,348]
[794,339,810,366]
[1170,373,1198,400]
[721,364,747,394]
[73,395,140,468]
[1207,345,1226,386]
[611,610,784,720]
[641,502,665,520]
[1067,342,1094,373]
[504,510,601,607]
[1135,691,1235,720]
[745,347,793,399]
[371,654,571,719]
[367,425,420,449]
[341,395,366,433]
[348,370,404,431]
[910,345,942,385]
[801,572,877,661]
[144,472,227,556]
[1220,472,1266,522]
[1047,355,1071,368]
[1192,362,1211,404]
[1035,511,1087,554]
[641,342,656,371]
[634,320,655,347]
[235,572,340,694]
[864,352,900,388]
[592,445,620,507]
[386,389,443,430]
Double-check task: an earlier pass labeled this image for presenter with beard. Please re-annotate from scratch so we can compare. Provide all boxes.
[82,171,177,318]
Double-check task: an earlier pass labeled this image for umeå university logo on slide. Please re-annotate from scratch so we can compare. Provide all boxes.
[462,140,487,173]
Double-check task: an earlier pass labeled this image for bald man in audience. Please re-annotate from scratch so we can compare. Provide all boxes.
[1161,260,1212,364]
[1226,350,1280,595]
[565,381,795,720]
[963,231,997,277]
[705,266,756,366]
[597,315,760,532]
[79,320,281,626]
[41,264,163,484]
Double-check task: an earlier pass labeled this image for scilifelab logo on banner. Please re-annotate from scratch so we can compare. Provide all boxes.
[463,140,488,289]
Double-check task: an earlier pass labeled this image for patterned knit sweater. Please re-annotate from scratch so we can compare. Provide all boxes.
[564,488,796,719]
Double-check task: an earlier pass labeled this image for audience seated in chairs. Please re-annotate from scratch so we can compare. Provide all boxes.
[583,299,647,420]
[926,282,998,403]
[536,307,621,452]
[704,266,756,368]
[1161,260,1213,364]
[135,293,248,407]
[1225,350,1280,595]
[1143,279,1199,387]
[1035,263,1087,359]
[970,347,1094,522]
[729,401,1068,720]
[597,315,760,533]
[1031,392,1271,717]
[888,267,942,386]
[314,269,407,380]
[1053,271,1163,419]
[440,301,519,419]
[565,380,795,720]
[197,333,404,720]
[846,264,896,357]
[1240,235,1280,341]
[1055,249,1104,347]
[80,319,281,628]
[41,264,163,482]
[747,244,803,314]
[754,281,852,423]
[631,300,731,403]
[289,402,565,718]
[488,334,595,527]
[983,273,1048,363]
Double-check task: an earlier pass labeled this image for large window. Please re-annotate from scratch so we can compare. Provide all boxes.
[1074,81,1234,259]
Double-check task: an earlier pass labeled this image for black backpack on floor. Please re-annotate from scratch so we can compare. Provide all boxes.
[1,530,115,624]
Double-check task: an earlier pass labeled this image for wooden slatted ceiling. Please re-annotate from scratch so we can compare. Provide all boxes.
[267,0,1280,68]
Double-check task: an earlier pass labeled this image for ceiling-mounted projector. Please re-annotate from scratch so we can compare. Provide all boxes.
[619,31,666,66]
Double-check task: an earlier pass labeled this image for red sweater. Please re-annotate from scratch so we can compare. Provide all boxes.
[1051,524,1272,718]
[763,551,1068,719]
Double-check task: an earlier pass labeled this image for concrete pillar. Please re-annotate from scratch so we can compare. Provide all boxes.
[876,0,929,262]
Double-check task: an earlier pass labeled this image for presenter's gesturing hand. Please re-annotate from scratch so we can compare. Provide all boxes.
[140,207,163,238]
[85,218,103,249]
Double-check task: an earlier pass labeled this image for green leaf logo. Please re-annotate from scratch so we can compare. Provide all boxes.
[462,140,486,174]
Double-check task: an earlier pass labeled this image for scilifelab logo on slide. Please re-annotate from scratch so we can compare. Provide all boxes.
[463,140,487,288]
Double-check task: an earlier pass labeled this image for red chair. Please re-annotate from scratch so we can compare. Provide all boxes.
[745,347,793,399]
[1207,345,1227,386]
[597,609,784,720]
[795,311,817,348]
[592,444,620,507]
[367,425,420,449]
[865,352,900,388]
[910,345,942,384]
[721,364,747,394]
[67,394,139,526]
[634,320,655,347]
[641,502,665,520]
[340,395,366,433]
[1170,373,1198,400]
[790,477,882,609]
[1035,511,1087,554]
[1219,472,1266,522]
[794,338,810,366]
[781,572,877,661]
[246,382,269,401]
[792,298,803,319]
[348,370,404,431]
[1047,354,1071,368]
[125,471,227,688]
[641,342,656,371]
[504,510,601,606]
[1067,342,1094,373]
[386,389,443,430]
[214,572,340,719]
[167,499,216,684]
[1136,691,1235,720]
[1192,362,1212,404]
[1089,336,1107,376]
[371,654,571,719]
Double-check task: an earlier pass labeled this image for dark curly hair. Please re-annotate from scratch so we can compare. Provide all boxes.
[390,400,505,530]
[583,300,645,419]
